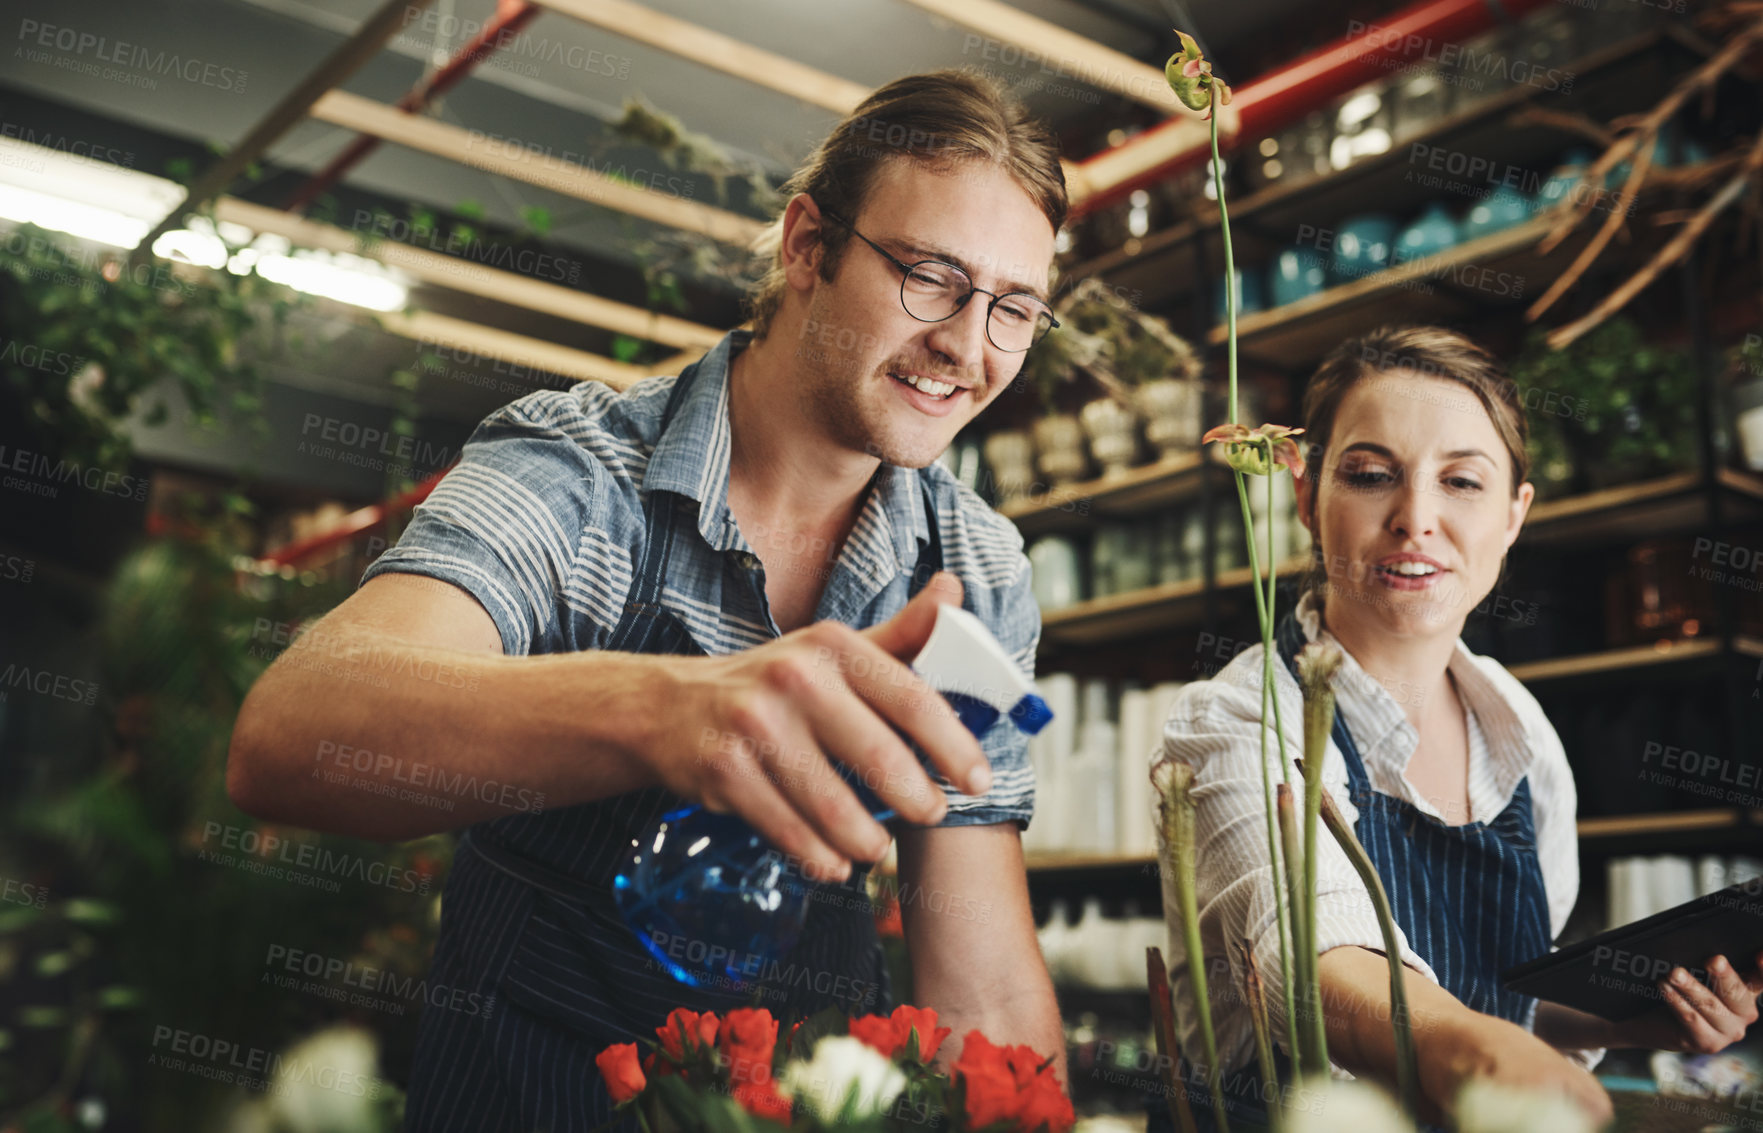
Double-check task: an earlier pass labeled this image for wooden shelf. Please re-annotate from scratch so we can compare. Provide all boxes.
[1038,558,1309,649]
[998,452,1207,538]
[1196,211,1634,368]
[1061,25,1691,310]
[1520,467,1763,546]
[1025,852,1157,874]
[1506,635,1763,685]
[1576,808,1760,840]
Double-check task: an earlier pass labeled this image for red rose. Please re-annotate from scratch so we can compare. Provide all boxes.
[961,1061,1021,1129]
[695,1011,721,1051]
[732,1080,793,1124]
[595,1043,647,1104]
[953,1030,1073,1133]
[1018,1077,1075,1133]
[891,1005,950,1062]
[656,1008,709,1062]
[849,1013,906,1059]
[718,1007,780,1083]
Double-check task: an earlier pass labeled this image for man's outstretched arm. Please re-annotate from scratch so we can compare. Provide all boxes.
[896,822,1067,1085]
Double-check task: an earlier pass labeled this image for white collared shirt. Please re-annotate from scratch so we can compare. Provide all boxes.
[1154,590,1601,1075]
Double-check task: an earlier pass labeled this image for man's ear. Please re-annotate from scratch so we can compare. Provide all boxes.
[779,193,827,292]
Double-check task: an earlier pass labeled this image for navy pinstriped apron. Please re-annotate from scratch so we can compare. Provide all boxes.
[406,369,941,1132]
[1153,612,1552,1131]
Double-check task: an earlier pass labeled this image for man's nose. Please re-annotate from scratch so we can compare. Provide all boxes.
[922,294,989,380]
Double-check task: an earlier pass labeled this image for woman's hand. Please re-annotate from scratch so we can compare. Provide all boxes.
[1609,951,1763,1054]
[1422,1011,1613,1127]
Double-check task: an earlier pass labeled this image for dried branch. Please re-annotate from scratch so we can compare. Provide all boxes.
[1528,136,1655,320]
[1546,129,1763,349]
[1506,107,1614,148]
[1539,22,1763,254]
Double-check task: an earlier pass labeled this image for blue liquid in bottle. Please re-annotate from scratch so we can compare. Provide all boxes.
[612,607,1051,989]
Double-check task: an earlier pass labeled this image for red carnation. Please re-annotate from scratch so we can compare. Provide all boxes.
[718,1007,780,1084]
[892,1005,951,1062]
[732,1079,793,1123]
[594,1043,647,1104]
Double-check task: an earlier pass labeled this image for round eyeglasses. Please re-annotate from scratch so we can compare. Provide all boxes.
[821,208,1059,353]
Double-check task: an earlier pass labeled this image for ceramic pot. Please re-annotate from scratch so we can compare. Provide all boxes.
[1267,244,1328,307]
[1033,412,1090,486]
[1394,202,1459,265]
[1135,378,1204,459]
[1028,536,1083,610]
[1462,183,1531,241]
[981,429,1036,503]
[1327,213,1397,285]
[1080,396,1139,477]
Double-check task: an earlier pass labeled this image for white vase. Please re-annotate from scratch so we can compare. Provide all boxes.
[981,428,1036,503]
[1033,413,1090,486]
[1080,396,1139,477]
[1135,378,1205,459]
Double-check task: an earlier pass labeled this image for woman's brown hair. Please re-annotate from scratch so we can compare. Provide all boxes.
[745,69,1067,340]
[1298,325,1531,595]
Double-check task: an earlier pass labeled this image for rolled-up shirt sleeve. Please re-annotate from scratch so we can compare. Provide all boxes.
[1154,653,1438,1071]
[935,540,1039,831]
[361,390,625,658]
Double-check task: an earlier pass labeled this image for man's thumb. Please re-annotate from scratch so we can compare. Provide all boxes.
[864,571,964,659]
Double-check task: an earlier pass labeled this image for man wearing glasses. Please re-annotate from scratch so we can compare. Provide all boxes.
[227,69,1067,1131]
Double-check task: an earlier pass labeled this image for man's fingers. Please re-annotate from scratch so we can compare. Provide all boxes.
[830,626,989,797]
[757,715,894,865]
[862,571,964,659]
[1708,955,1761,1020]
[802,684,949,826]
[708,766,851,883]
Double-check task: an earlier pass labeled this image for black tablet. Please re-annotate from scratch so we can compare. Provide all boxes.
[1500,878,1763,1021]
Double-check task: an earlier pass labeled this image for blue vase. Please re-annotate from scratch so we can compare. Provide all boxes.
[1214,264,1265,324]
[1328,213,1398,285]
[1532,148,1596,215]
[1392,203,1458,266]
[1267,244,1328,306]
[1462,183,1532,241]
[1608,135,1712,187]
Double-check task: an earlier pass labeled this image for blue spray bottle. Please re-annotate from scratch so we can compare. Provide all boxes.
[612,603,1052,988]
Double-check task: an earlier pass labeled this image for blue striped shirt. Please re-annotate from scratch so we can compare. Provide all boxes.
[362,328,1040,827]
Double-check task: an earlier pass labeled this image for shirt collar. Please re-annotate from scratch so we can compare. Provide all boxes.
[642,328,932,571]
[1294,590,1535,801]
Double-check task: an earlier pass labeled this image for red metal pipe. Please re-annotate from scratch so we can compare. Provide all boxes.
[261,468,449,568]
[284,0,542,214]
[1070,0,1552,217]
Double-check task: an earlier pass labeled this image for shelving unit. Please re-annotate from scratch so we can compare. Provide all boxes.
[995,8,1761,915]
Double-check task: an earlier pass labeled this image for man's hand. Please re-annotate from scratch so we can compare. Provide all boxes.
[642,571,989,881]
[1420,1011,1612,1128]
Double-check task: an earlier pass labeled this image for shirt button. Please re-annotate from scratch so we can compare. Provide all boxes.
[737,552,760,570]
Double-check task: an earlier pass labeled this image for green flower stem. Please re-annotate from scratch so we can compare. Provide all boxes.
[1216,75,1300,1071]
[1275,785,1311,1071]
[1164,762,1231,1133]
[1239,942,1284,1133]
[1296,664,1333,1076]
[1302,762,1419,1114]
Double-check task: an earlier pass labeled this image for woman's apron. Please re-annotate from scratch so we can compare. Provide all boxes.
[1151,612,1552,1131]
[404,369,940,1131]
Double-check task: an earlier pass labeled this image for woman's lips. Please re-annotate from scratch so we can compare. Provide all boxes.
[1372,556,1448,591]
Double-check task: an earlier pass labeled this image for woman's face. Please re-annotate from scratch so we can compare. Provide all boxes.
[1295,371,1535,638]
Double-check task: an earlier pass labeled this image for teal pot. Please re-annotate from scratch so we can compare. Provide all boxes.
[1327,213,1397,285]
[1462,183,1532,241]
[1267,244,1328,307]
[1393,203,1459,265]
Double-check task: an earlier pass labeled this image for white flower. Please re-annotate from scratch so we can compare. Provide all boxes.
[1285,1077,1414,1133]
[1454,1079,1596,1133]
[780,1035,908,1121]
[267,1024,382,1133]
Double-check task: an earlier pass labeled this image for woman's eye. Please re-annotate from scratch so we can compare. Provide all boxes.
[1342,469,1393,488]
[1444,477,1483,493]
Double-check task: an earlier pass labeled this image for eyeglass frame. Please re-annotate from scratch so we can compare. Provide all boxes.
[817,207,1059,353]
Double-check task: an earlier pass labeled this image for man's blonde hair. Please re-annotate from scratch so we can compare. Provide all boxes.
[745,69,1067,340]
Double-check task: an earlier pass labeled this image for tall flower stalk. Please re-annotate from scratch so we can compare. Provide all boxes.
[1154,31,1417,1124]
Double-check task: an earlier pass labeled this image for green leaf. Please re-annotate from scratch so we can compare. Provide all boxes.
[61,899,120,926]
[17,1005,69,1028]
[95,986,143,1011]
[33,951,78,977]
[610,334,644,363]
[0,906,44,934]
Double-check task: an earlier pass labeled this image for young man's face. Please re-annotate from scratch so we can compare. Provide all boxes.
[794,158,1057,469]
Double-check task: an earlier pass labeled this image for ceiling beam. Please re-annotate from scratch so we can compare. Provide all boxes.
[378,308,650,388]
[308,89,768,248]
[213,197,725,352]
[898,0,1184,114]
[129,0,436,267]
[535,0,870,115]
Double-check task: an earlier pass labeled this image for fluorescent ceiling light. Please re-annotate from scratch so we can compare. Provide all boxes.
[0,135,408,311]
